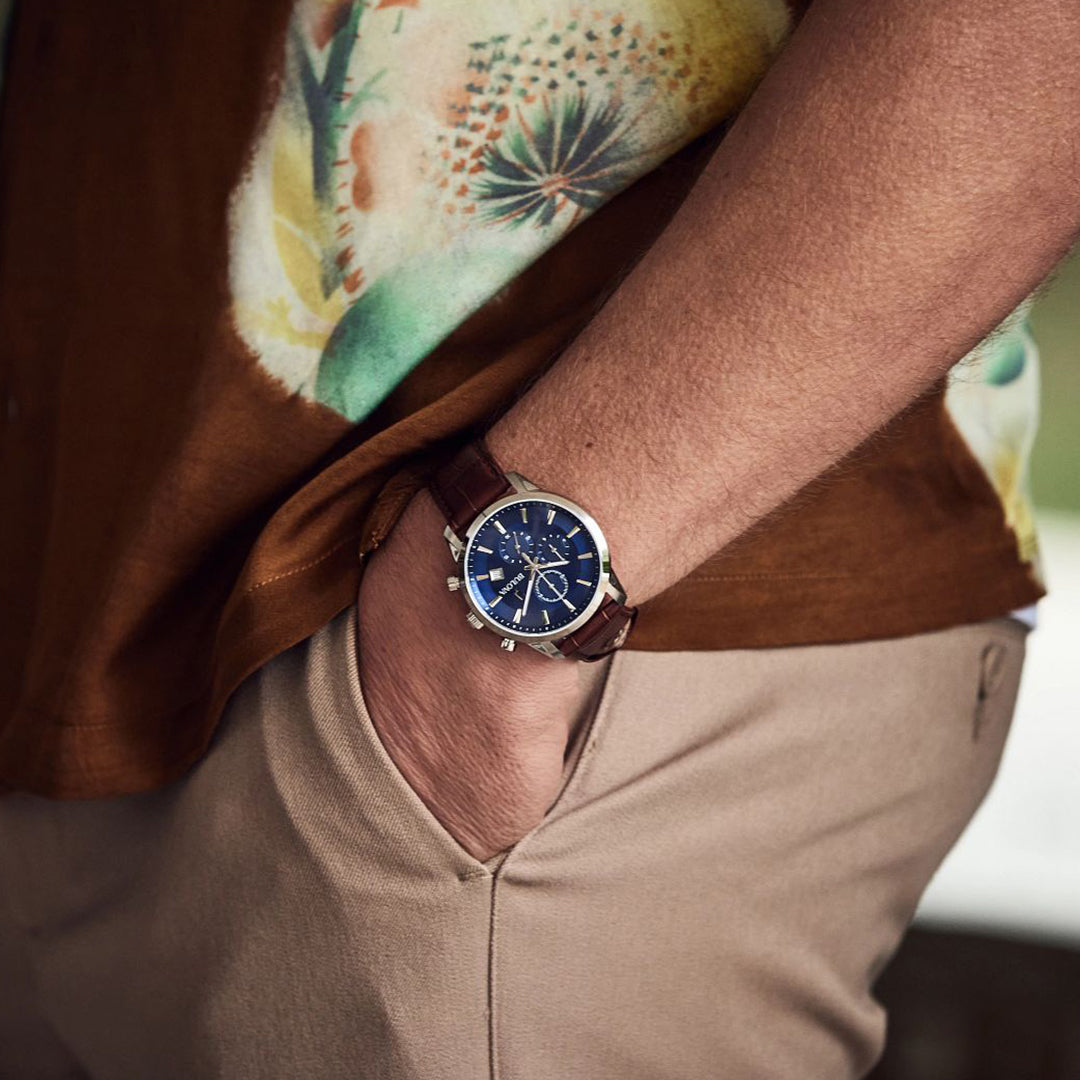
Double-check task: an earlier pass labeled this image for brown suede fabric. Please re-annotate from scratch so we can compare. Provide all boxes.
[0,0,1042,798]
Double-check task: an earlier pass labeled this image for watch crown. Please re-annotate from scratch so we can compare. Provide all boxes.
[465,612,484,630]
[500,638,516,652]
[446,575,461,592]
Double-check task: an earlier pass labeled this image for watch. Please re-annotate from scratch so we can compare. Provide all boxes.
[429,440,637,661]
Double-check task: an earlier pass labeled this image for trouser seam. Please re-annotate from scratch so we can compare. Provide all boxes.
[487,873,500,1080]
[484,652,622,1078]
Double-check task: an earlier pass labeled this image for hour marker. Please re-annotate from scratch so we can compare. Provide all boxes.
[566,525,580,538]
[578,552,594,560]
[546,508,556,525]
[561,598,575,610]
[476,545,493,554]
[521,506,529,523]
[476,574,489,581]
[493,521,507,535]
[576,578,591,586]
[513,608,522,623]
[542,610,550,625]
[489,595,503,608]
[489,567,505,581]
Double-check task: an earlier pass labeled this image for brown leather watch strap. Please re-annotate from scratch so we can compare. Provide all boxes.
[556,595,638,662]
[429,440,513,539]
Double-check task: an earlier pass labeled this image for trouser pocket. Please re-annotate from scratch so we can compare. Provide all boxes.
[344,595,620,877]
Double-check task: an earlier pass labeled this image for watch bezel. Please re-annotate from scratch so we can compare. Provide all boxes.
[459,490,613,645]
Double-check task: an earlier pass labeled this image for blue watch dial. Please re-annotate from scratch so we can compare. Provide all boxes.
[464,499,602,637]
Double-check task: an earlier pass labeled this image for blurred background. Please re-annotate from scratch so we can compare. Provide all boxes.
[870,250,1080,1079]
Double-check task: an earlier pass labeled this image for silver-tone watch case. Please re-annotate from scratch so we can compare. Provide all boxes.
[443,471,627,657]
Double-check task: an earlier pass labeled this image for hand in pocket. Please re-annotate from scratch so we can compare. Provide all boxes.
[356,489,584,861]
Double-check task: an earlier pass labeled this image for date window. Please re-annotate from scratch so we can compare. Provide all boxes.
[489,568,505,582]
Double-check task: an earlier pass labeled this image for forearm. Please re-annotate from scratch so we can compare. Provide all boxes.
[486,0,1080,601]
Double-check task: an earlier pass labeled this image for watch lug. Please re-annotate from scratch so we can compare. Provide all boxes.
[530,640,567,659]
[444,525,464,562]
[506,471,537,493]
[604,577,628,606]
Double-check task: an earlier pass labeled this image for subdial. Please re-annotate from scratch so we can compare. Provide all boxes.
[536,531,572,566]
[535,569,569,604]
[498,529,534,564]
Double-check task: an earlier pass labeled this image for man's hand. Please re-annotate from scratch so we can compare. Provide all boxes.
[355,487,588,861]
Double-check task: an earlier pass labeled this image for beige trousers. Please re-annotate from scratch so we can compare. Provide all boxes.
[0,610,1027,1080]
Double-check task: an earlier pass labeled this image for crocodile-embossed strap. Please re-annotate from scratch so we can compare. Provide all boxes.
[556,595,638,662]
[429,440,513,540]
[429,439,637,660]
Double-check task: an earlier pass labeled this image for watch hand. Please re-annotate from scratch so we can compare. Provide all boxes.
[522,565,536,618]
[534,558,569,571]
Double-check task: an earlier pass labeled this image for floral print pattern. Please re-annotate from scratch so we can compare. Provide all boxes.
[228,0,789,420]
[947,297,1043,575]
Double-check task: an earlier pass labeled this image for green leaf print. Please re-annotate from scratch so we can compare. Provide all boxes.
[292,2,365,207]
[313,248,520,420]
